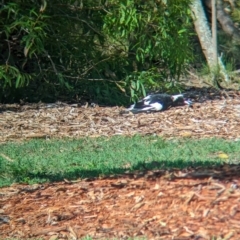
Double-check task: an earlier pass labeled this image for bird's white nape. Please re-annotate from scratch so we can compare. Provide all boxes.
[171,94,183,101]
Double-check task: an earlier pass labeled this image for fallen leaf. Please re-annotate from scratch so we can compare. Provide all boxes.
[218,153,229,159]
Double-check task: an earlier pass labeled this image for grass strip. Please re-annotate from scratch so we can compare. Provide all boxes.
[0,136,240,187]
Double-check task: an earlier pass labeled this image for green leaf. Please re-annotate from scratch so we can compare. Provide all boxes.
[178,29,187,34]
[141,83,146,97]
[136,80,140,91]
[130,87,134,98]
[15,75,21,88]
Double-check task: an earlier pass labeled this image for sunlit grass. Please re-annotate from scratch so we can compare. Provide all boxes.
[0,136,240,187]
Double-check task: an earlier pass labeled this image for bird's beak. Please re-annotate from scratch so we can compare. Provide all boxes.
[184,99,193,106]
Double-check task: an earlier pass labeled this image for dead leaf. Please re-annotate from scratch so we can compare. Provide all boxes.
[131,202,145,211]
[218,153,229,159]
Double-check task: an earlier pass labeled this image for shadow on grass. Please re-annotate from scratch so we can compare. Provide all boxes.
[1,134,240,187]
[8,159,240,186]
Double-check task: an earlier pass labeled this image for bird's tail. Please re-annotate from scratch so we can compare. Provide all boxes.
[121,104,156,114]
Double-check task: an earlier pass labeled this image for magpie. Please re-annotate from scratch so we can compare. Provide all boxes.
[126,93,192,113]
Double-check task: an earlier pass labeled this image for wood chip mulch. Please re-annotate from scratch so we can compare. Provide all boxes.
[1,88,240,239]
[1,166,240,240]
[0,89,240,142]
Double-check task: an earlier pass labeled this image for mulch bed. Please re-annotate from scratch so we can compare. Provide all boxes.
[1,166,240,239]
[0,88,240,142]
[1,87,240,239]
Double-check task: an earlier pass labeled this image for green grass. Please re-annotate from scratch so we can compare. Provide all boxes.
[0,135,240,187]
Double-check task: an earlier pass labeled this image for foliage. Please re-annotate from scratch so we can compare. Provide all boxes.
[103,0,193,100]
[0,1,48,87]
[0,0,193,104]
[1,136,239,187]
[124,69,184,102]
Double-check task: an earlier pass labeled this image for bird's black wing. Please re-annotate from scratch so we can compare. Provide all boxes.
[132,99,148,109]
[147,94,173,110]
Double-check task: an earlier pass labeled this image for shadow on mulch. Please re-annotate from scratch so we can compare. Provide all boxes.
[183,86,240,103]
[0,86,239,114]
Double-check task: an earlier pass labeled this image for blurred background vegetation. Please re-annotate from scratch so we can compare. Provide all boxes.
[1,0,240,105]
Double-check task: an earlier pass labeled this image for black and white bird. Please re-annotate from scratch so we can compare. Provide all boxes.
[125,93,192,113]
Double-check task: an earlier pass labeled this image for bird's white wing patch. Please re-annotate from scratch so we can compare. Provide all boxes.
[141,106,156,111]
[149,102,163,111]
